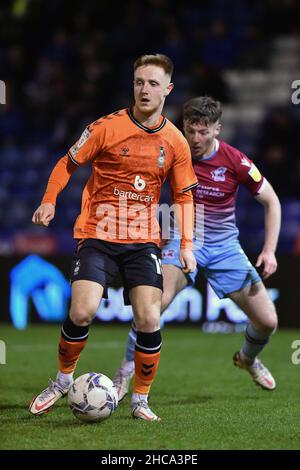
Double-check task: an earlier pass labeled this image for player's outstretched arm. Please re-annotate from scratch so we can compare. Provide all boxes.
[255,180,281,279]
[32,154,78,227]
[32,203,55,227]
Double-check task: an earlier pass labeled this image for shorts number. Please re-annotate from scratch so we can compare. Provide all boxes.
[151,253,162,275]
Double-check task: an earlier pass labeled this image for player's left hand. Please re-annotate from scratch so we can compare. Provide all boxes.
[179,249,197,274]
[255,251,277,279]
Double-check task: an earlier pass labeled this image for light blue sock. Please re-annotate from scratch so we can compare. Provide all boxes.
[125,322,137,362]
[241,323,271,364]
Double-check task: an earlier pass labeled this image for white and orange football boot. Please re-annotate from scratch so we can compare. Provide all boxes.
[233,351,276,390]
[131,400,161,421]
[29,379,71,416]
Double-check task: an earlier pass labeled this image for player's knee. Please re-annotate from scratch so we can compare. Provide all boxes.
[134,311,160,332]
[266,311,278,334]
[69,308,94,326]
[258,308,278,334]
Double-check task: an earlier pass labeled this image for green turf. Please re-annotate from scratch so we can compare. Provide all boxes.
[0,324,300,450]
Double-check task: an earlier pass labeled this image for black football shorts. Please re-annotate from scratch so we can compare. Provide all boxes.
[70,238,163,304]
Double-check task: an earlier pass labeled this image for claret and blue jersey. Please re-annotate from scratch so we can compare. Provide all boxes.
[192,139,265,246]
[162,139,264,298]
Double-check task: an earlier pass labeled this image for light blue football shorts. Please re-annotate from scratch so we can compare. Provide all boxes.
[161,240,261,299]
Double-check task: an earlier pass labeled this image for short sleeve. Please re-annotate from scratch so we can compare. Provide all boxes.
[236,152,265,195]
[67,121,104,165]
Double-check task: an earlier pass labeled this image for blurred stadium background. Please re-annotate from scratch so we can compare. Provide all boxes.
[1,0,300,330]
[2,0,300,453]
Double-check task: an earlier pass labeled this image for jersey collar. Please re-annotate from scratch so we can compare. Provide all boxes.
[127,108,166,134]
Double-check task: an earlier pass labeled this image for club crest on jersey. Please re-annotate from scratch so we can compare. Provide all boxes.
[157,146,165,168]
[211,166,227,182]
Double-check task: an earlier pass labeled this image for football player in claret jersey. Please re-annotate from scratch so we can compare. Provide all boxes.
[114,96,281,401]
[29,54,198,421]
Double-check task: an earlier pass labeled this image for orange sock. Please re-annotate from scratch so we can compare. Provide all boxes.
[58,336,87,374]
[134,350,160,395]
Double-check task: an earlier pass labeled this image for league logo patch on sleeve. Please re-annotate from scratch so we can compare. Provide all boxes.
[69,145,78,158]
[78,128,91,148]
[69,128,91,158]
[248,163,262,182]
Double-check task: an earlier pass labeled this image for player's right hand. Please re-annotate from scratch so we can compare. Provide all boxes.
[32,203,55,226]
[255,250,277,279]
[179,249,197,274]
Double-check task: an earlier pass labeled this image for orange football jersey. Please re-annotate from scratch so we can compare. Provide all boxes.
[42,108,198,247]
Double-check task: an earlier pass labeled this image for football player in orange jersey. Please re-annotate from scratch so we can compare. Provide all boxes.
[29,54,198,421]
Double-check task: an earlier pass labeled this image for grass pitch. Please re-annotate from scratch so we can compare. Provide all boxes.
[0,324,300,450]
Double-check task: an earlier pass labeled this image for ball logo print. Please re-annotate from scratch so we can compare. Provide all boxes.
[68,372,118,422]
[134,175,146,191]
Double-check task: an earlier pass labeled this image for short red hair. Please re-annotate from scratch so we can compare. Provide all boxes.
[134,54,174,78]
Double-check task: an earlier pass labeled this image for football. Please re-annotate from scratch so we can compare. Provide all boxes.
[68,372,118,423]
